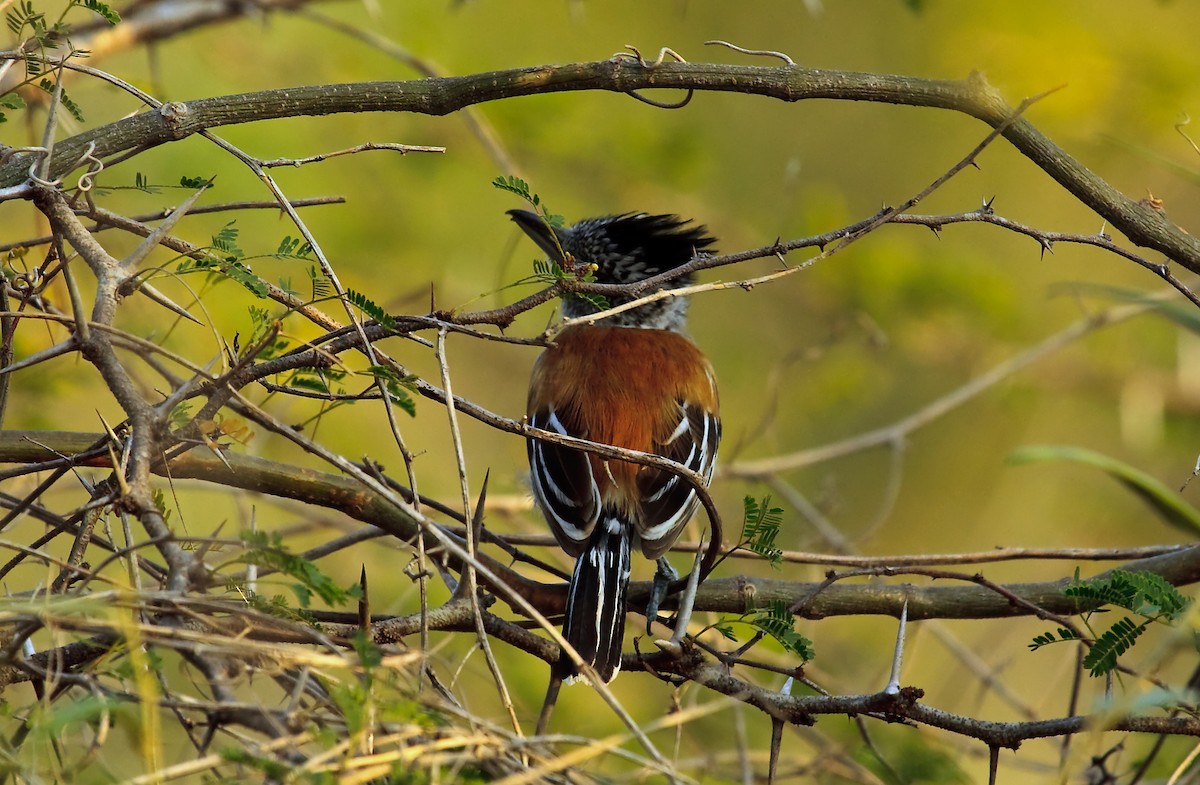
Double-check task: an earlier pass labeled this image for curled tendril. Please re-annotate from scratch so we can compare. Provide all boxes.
[11,269,42,294]
[611,45,694,110]
[74,141,103,193]
[615,45,688,69]
[2,146,59,188]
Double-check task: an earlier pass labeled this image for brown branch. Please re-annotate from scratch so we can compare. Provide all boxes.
[3,60,1196,275]
[31,186,193,590]
[2,431,1197,624]
[678,545,1200,620]
[0,196,346,253]
[667,660,1200,749]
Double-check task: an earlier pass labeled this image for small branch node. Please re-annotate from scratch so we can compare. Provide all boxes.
[159,101,192,140]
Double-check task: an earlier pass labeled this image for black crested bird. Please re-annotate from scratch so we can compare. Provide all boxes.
[511,209,721,683]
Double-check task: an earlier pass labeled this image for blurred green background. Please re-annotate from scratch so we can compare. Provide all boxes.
[5,1,1200,781]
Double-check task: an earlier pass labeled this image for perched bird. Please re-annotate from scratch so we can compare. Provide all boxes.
[510,209,721,683]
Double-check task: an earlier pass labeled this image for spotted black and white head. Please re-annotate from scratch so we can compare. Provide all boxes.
[508,210,716,331]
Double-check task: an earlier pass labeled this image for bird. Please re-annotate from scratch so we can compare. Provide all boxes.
[509,208,721,683]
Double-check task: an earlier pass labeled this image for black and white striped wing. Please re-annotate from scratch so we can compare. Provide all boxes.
[636,401,721,558]
[528,406,601,555]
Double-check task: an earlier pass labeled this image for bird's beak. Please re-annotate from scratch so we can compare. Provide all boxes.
[507,209,567,263]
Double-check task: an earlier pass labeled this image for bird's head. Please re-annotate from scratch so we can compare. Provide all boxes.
[508,209,715,330]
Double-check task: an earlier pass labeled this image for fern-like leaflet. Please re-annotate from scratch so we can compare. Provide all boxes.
[308,266,332,300]
[752,600,815,660]
[345,290,396,331]
[741,495,785,568]
[366,365,417,417]
[1083,617,1148,677]
[1031,568,1190,676]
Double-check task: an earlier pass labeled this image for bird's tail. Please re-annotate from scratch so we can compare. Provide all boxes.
[559,516,632,683]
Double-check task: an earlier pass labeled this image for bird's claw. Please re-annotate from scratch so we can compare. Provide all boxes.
[646,557,680,633]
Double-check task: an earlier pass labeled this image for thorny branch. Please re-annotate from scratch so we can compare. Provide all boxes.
[2,58,1198,279]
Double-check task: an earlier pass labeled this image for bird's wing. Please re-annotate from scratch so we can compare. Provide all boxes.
[528,405,602,555]
[635,399,721,558]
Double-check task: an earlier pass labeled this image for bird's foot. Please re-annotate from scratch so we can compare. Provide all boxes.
[645,557,679,634]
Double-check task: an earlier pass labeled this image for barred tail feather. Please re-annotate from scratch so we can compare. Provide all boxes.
[559,516,632,683]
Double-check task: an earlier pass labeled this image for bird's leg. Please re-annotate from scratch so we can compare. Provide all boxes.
[645,557,680,634]
[536,674,563,735]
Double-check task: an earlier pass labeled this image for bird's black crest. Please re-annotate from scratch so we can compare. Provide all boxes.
[508,208,716,328]
[567,213,716,284]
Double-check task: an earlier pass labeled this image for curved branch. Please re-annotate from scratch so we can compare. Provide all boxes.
[4,60,1195,272]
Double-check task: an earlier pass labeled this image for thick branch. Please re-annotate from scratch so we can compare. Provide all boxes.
[2,431,1197,623]
[677,545,1200,620]
[4,60,1195,273]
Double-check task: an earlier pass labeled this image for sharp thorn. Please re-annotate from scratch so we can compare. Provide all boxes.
[135,280,201,325]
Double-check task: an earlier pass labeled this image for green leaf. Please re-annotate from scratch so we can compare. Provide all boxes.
[168,401,191,430]
[288,373,333,396]
[218,748,291,781]
[494,174,565,228]
[40,693,126,734]
[492,175,532,200]
[211,221,243,259]
[751,600,814,661]
[366,364,418,417]
[76,0,120,24]
[37,79,84,123]
[1028,627,1079,651]
[178,254,268,298]
[1065,576,1137,611]
[569,291,610,313]
[1042,569,1192,677]
[740,495,784,568]
[174,223,270,298]
[532,259,560,281]
[308,266,331,299]
[239,529,358,608]
[133,172,158,194]
[6,1,44,35]
[1009,445,1200,536]
[352,630,383,670]
[713,622,738,642]
[1083,616,1147,676]
[112,648,164,680]
[1115,569,1190,619]
[240,589,316,625]
[22,51,41,78]
[1066,569,1190,621]
[346,290,396,331]
[274,235,312,259]
[0,92,24,123]
[224,260,268,297]
[150,488,172,523]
